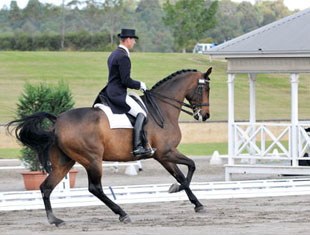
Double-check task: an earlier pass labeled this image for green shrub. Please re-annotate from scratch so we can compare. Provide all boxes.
[20,148,42,171]
[16,81,75,171]
[17,81,74,117]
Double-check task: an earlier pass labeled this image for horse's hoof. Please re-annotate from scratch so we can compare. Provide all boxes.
[119,214,131,224]
[195,205,206,213]
[54,219,66,227]
[168,183,180,193]
[48,216,65,227]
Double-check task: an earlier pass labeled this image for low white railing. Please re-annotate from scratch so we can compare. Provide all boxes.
[231,122,310,162]
[0,160,142,172]
[0,160,142,192]
[299,123,310,158]
[2,178,310,211]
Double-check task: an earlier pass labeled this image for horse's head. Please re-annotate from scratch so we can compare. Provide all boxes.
[147,68,212,126]
[186,67,212,121]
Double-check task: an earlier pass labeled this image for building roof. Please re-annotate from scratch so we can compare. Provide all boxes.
[208,8,310,58]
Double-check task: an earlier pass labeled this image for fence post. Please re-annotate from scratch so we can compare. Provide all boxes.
[290,73,299,166]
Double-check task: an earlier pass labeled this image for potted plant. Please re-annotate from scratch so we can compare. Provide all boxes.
[16,81,77,190]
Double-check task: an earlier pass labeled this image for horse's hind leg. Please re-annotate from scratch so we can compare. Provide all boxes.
[40,145,75,226]
[85,160,131,223]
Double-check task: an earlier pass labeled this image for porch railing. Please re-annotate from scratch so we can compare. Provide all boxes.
[230,122,310,163]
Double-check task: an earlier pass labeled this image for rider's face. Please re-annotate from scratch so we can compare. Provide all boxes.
[125,37,136,49]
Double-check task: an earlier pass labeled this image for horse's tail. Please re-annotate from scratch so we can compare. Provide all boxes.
[7,112,57,173]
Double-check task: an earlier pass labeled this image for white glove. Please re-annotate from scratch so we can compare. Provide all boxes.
[140,82,147,92]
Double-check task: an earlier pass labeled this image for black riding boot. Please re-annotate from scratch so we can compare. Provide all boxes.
[133,113,155,158]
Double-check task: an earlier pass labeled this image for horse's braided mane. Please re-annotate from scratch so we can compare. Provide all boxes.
[151,69,198,90]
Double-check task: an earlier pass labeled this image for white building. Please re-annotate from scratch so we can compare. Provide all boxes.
[207,8,310,180]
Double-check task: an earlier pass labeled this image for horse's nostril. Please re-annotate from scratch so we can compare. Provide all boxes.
[203,113,210,121]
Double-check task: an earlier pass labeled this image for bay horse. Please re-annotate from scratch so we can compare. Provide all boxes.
[7,68,212,226]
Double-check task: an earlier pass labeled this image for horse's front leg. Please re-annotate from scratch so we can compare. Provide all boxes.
[157,153,205,213]
[164,151,196,190]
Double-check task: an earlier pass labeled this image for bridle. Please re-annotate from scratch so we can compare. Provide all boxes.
[144,78,210,127]
[188,78,210,113]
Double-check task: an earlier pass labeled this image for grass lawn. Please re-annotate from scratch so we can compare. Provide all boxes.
[0,143,227,159]
[0,51,309,123]
[0,52,308,159]
[0,148,21,159]
[178,142,227,156]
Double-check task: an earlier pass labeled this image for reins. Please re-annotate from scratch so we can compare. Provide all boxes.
[143,91,165,128]
[146,91,194,116]
[144,88,209,128]
[144,73,210,128]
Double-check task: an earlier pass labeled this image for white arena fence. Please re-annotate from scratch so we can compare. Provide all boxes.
[1,178,310,211]
[0,160,143,172]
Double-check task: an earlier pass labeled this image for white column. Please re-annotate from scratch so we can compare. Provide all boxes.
[249,74,256,126]
[290,73,299,166]
[227,74,235,166]
[249,74,256,164]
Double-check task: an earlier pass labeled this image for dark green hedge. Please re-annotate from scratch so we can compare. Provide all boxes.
[0,31,113,51]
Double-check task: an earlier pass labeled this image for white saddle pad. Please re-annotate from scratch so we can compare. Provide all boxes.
[94,103,133,129]
[94,92,147,129]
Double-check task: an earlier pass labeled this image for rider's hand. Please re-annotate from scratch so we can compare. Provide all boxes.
[140,82,147,92]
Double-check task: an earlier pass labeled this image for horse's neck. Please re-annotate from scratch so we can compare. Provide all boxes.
[152,77,192,122]
[158,75,191,100]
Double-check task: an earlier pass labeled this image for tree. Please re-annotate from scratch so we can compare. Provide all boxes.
[8,0,23,29]
[23,0,45,32]
[206,0,242,43]
[135,0,173,52]
[163,0,218,52]
[61,0,66,49]
[0,0,296,52]
[237,1,260,33]
[102,0,126,46]
[83,0,105,33]
[256,0,290,26]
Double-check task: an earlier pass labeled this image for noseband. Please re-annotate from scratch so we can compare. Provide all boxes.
[145,78,210,127]
[189,78,210,120]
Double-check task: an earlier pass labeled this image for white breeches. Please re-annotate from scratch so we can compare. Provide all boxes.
[125,95,146,117]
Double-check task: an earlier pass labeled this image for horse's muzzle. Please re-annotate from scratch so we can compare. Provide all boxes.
[193,110,210,121]
[203,113,210,121]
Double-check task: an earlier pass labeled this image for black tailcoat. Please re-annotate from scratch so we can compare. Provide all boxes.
[93,47,140,114]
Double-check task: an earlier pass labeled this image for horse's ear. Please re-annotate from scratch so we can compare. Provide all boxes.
[204,67,212,78]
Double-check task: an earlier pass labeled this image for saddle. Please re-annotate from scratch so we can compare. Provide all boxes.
[94,92,147,129]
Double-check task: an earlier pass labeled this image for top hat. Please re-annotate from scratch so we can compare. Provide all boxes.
[117,28,139,39]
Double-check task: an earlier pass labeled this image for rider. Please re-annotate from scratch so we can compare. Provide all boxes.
[93,28,155,158]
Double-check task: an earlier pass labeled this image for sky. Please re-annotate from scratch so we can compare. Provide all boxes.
[232,0,310,10]
[0,0,310,10]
